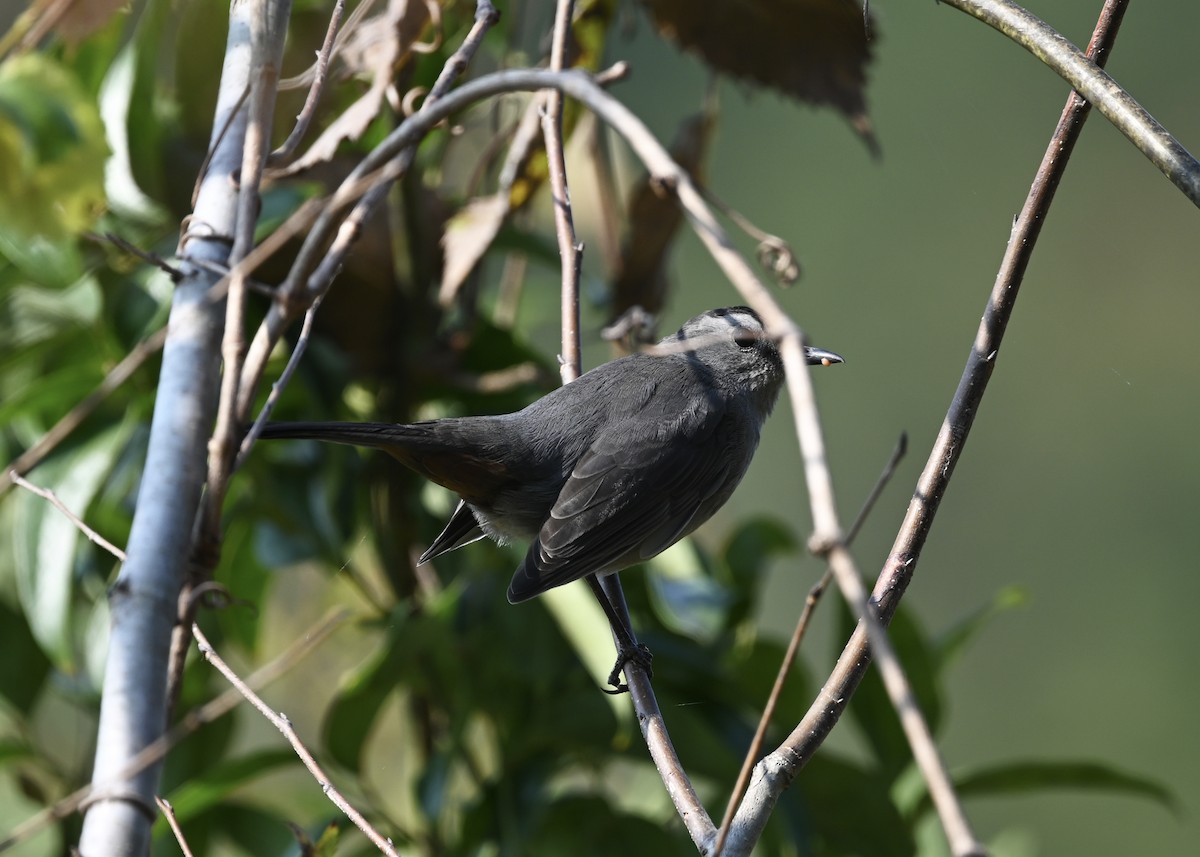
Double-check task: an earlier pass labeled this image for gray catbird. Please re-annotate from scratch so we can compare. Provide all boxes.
[261,306,842,689]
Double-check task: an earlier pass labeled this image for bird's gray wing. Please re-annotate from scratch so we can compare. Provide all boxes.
[506,393,743,602]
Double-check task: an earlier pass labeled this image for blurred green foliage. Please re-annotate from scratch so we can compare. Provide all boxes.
[0,0,1191,855]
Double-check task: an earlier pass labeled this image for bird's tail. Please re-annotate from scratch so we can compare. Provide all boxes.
[259,420,511,506]
[258,421,428,452]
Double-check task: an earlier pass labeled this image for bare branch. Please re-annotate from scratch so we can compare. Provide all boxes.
[8,471,126,561]
[544,0,582,383]
[236,294,323,470]
[942,0,1197,206]
[154,798,196,857]
[269,0,346,164]
[192,623,402,856]
[712,433,907,855]
[76,0,291,848]
[205,0,291,533]
[729,2,1132,854]
[2,609,348,851]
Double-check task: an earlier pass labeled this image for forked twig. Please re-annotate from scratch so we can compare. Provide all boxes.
[725,3,1132,855]
[712,433,908,856]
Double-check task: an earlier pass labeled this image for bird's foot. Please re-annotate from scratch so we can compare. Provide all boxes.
[602,642,654,695]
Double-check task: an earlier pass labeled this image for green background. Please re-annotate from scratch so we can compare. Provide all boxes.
[1,0,1197,853]
[586,2,1199,854]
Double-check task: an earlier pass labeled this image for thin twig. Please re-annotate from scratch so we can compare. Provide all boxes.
[712,433,908,855]
[89,232,184,280]
[270,0,346,164]
[236,0,501,419]
[205,4,288,526]
[941,0,1197,206]
[154,798,196,857]
[0,609,349,852]
[729,2,1133,855]
[8,471,127,561]
[845,432,907,546]
[191,623,402,857]
[700,188,801,286]
[544,0,582,383]
[236,295,324,469]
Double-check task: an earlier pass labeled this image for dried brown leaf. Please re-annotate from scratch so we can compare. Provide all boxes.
[611,109,716,320]
[439,193,510,307]
[4,0,126,52]
[277,0,433,176]
[642,0,878,152]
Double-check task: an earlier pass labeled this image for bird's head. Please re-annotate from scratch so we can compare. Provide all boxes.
[668,306,843,396]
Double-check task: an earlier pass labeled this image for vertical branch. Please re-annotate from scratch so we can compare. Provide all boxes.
[544,0,582,382]
[76,1,292,853]
[539,13,709,845]
[207,0,291,532]
[236,0,500,413]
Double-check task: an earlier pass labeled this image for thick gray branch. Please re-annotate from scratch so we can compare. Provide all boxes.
[76,0,291,853]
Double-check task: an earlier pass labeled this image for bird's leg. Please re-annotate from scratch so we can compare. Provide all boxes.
[585,575,653,693]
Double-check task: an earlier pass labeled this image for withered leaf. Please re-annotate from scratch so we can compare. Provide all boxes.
[611,108,716,321]
[641,0,878,153]
[439,192,510,307]
[276,0,434,177]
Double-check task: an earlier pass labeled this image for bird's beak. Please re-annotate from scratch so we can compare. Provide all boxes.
[803,346,845,367]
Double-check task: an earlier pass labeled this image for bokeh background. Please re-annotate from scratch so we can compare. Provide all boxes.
[1,0,1197,853]
[591,2,1200,854]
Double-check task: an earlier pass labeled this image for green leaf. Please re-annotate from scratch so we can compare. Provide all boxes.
[311,821,341,857]
[322,634,402,772]
[719,516,798,630]
[934,585,1028,675]
[646,538,727,643]
[840,602,942,781]
[9,419,134,669]
[0,598,52,713]
[0,54,108,242]
[0,276,102,351]
[908,759,1177,821]
[794,753,916,857]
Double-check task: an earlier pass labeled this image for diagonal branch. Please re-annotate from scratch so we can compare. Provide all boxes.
[729,0,1131,851]
[940,0,1198,206]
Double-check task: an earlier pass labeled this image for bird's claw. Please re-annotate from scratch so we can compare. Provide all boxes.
[604,642,653,693]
